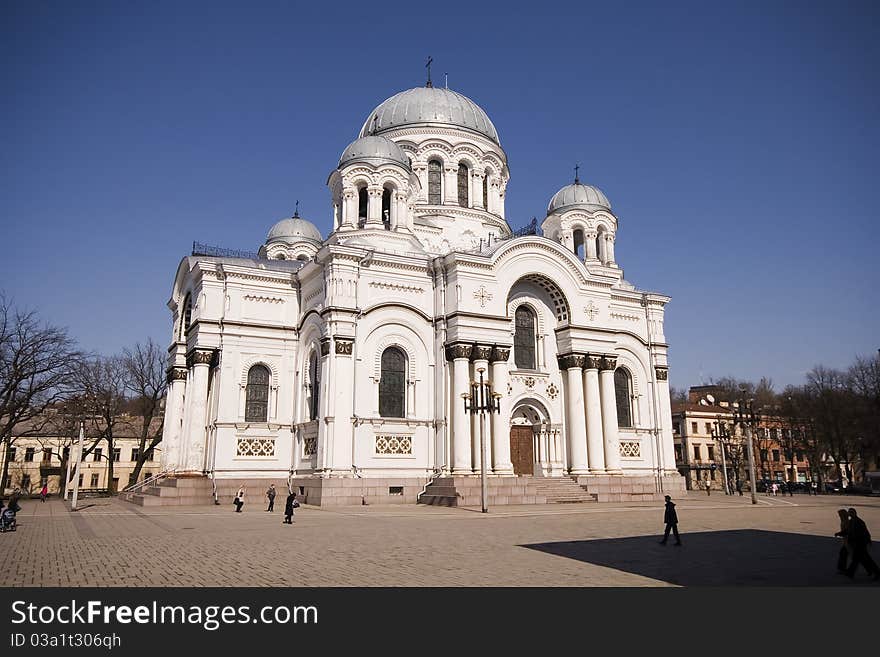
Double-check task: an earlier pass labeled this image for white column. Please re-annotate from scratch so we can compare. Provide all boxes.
[498,180,507,218]
[655,365,677,475]
[585,231,598,260]
[561,355,589,475]
[160,368,187,472]
[605,233,616,266]
[181,350,212,475]
[450,344,473,474]
[394,192,408,231]
[472,345,491,473]
[491,347,513,474]
[472,172,485,210]
[342,188,357,228]
[444,165,458,205]
[366,186,383,227]
[329,338,354,474]
[599,358,622,474]
[584,356,606,473]
[413,163,428,203]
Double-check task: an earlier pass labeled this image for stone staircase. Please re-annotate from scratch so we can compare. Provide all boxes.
[418,475,596,507]
[123,476,215,507]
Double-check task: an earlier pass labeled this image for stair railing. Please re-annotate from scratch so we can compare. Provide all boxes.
[416,467,444,503]
[122,469,175,494]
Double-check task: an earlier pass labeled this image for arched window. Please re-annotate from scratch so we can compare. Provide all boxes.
[482,171,489,210]
[296,254,309,262]
[514,306,537,370]
[275,253,286,260]
[615,368,633,428]
[428,159,442,205]
[573,229,585,260]
[382,188,392,229]
[357,186,368,227]
[379,347,407,418]
[457,163,469,207]
[180,294,192,340]
[245,365,270,423]
[308,351,320,421]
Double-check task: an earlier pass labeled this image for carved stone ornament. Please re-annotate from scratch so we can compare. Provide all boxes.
[445,342,474,361]
[600,355,618,371]
[472,344,493,362]
[335,338,354,356]
[490,346,511,363]
[655,366,669,381]
[166,367,188,383]
[186,349,214,368]
[585,355,603,370]
[557,353,586,370]
[320,339,331,356]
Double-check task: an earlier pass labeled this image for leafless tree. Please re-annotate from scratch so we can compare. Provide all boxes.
[0,294,81,494]
[123,339,166,486]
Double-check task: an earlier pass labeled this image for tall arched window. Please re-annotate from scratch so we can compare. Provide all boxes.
[573,229,585,260]
[428,159,442,205]
[245,365,270,423]
[615,368,633,428]
[180,294,192,340]
[457,163,469,207]
[514,306,537,370]
[482,171,489,210]
[308,351,320,421]
[379,347,406,418]
[357,186,368,226]
[381,188,392,229]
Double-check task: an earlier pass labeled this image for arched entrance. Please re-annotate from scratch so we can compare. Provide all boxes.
[510,399,549,476]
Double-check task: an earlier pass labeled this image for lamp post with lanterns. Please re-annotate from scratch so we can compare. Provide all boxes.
[732,398,760,505]
[462,367,500,514]
[711,417,731,495]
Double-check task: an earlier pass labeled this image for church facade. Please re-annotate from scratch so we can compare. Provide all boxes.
[160,83,684,505]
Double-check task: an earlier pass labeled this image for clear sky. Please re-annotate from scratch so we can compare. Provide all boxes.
[2,0,878,392]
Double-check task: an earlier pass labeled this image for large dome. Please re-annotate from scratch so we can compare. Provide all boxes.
[359,87,500,144]
[547,182,611,214]
[266,215,322,244]
[339,135,409,169]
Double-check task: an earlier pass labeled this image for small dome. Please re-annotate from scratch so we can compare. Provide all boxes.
[266,215,322,244]
[547,182,611,214]
[359,87,500,144]
[339,135,410,169]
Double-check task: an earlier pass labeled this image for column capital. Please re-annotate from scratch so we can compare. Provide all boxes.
[584,354,603,370]
[320,338,331,356]
[490,345,511,363]
[186,348,215,368]
[655,366,669,381]
[166,367,188,383]
[334,337,354,356]
[557,353,585,370]
[472,344,493,362]
[599,355,618,371]
[445,342,473,361]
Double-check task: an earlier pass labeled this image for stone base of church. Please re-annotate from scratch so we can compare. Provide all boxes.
[574,473,687,502]
[290,476,430,507]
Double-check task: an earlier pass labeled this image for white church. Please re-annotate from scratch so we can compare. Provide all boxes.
[153,80,684,507]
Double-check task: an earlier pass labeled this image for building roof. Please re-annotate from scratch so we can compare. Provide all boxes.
[671,402,734,416]
[266,215,323,244]
[359,86,500,144]
[338,135,410,169]
[547,182,611,213]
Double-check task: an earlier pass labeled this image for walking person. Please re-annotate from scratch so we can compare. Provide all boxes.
[283,491,299,524]
[844,508,880,580]
[705,479,711,496]
[39,483,48,503]
[735,480,743,496]
[266,484,276,512]
[834,508,850,573]
[659,495,682,545]
[234,485,245,513]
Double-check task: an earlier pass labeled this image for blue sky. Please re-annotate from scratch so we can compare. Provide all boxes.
[2,0,878,391]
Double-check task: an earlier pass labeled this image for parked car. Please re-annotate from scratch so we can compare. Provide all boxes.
[824,482,842,493]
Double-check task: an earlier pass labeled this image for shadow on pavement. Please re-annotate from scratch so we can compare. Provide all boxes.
[522,530,880,586]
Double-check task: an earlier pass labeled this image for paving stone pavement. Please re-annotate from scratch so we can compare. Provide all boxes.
[2,492,879,587]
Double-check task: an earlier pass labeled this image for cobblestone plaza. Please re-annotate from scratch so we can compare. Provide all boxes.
[2,493,879,587]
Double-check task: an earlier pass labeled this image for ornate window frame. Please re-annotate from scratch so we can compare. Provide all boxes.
[239,359,280,423]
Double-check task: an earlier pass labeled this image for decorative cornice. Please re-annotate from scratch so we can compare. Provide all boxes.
[557,353,586,370]
[445,342,473,361]
[368,281,425,294]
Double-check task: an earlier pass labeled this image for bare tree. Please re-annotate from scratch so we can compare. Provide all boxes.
[0,294,81,494]
[123,339,166,486]
[668,386,688,404]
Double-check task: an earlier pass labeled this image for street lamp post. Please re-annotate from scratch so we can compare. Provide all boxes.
[70,420,84,512]
[463,367,500,514]
[712,418,731,495]
[732,399,760,505]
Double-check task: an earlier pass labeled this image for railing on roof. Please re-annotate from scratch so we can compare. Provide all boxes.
[192,241,263,260]
[510,217,539,237]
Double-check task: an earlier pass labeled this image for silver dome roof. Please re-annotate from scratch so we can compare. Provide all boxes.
[547,182,611,213]
[359,87,500,144]
[266,215,322,244]
[338,135,410,169]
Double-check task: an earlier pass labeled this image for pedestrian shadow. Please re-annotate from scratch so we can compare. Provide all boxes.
[522,530,879,586]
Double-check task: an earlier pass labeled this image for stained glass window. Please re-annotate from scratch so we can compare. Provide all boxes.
[245,365,270,423]
[615,368,633,428]
[379,347,406,418]
[457,163,469,207]
[428,160,442,204]
[514,306,536,370]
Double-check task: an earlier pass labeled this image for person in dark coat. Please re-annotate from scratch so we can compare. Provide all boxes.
[283,493,298,524]
[834,508,850,573]
[659,495,681,545]
[844,508,879,580]
[7,488,21,513]
[266,484,276,512]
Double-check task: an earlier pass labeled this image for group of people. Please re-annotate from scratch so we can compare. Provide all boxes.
[835,507,880,580]
[232,484,300,524]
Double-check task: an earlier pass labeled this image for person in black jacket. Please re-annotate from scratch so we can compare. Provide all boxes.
[283,493,298,524]
[834,508,850,573]
[659,495,682,545]
[844,508,879,580]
